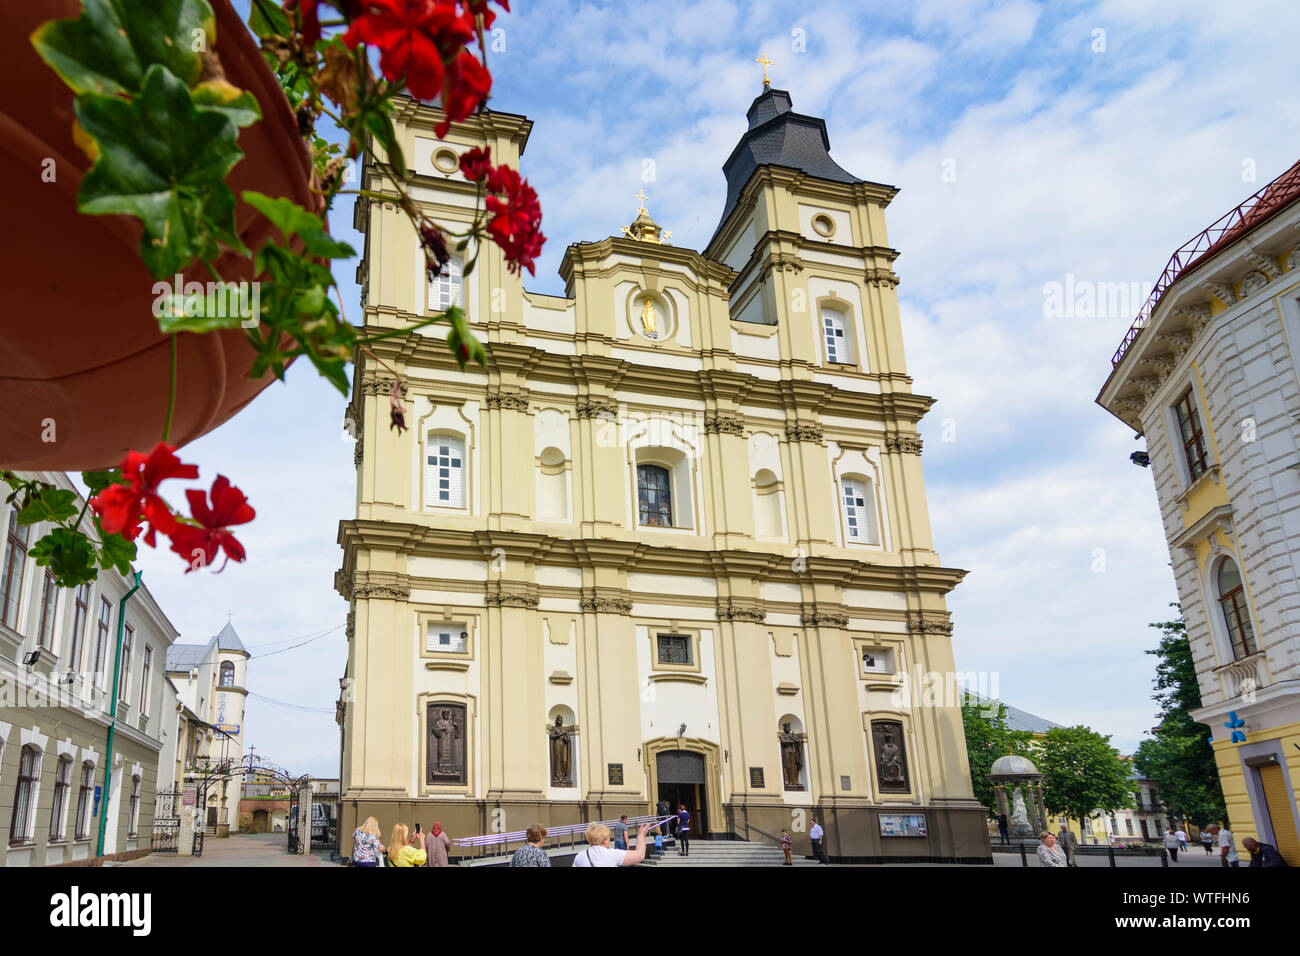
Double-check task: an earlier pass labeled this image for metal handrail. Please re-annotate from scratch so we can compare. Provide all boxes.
[734,814,783,846]
[451,814,673,856]
[1111,159,1300,367]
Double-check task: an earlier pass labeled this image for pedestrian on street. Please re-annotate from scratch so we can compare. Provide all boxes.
[1200,828,1214,855]
[781,828,793,866]
[573,822,651,867]
[350,816,385,868]
[676,805,691,856]
[1242,837,1288,867]
[509,824,552,867]
[1163,827,1180,863]
[1175,827,1188,850]
[997,813,1009,846]
[1057,823,1078,867]
[1037,830,1068,867]
[1206,824,1239,867]
[809,819,830,864]
[612,814,629,850]
[424,820,451,867]
[653,826,664,859]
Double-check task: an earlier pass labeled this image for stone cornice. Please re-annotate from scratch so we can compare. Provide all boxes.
[558,234,737,296]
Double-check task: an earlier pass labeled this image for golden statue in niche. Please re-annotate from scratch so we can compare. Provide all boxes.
[640,297,658,338]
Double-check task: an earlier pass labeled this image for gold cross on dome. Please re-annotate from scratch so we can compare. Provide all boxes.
[755,52,774,87]
[633,189,649,214]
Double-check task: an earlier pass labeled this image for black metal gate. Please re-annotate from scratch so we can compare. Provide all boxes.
[287,788,300,853]
[151,786,180,853]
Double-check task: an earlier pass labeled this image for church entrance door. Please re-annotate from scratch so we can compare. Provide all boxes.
[655,750,709,840]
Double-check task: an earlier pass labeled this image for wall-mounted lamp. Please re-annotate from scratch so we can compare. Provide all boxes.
[23,650,42,669]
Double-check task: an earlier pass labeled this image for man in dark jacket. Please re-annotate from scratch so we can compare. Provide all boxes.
[997,813,1009,846]
[1242,837,1289,867]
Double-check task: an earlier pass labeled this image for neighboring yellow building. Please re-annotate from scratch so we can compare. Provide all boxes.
[1098,159,1300,864]
[336,82,989,862]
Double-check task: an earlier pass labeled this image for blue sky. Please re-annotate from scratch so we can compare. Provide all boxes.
[129,0,1300,774]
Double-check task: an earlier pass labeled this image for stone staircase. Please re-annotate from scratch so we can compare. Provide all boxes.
[642,838,823,867]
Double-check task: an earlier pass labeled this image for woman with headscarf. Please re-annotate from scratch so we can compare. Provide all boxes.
[425,820,452,867]
[388,823,427,867]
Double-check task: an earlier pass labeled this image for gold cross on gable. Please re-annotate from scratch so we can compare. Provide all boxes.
[633,189,649,214]
[755,52,774,87]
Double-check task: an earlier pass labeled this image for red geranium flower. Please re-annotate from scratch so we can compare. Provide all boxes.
[168,476,256,573]
[290,0,323,45]
[460,0,508,29]
[458,145,493,183]
[90,442,198,545]
[436,48,492,135]
[484,165,545,275]
[344,0,476,101]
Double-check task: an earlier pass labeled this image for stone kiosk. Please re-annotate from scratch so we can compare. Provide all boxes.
[989,754,1048,842]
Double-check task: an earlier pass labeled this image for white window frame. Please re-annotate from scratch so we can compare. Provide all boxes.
[11,744,42,845]
[425,621,468,654]
[428,255,464,313]
[426,434,466,509]
[75,761,94,840]
[128,774,141,838]
[50,755,73,842]
[139,645,153,716]
[841,476,879,545]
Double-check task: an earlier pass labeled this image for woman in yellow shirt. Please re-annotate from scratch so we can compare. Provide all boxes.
[388,824,427,867]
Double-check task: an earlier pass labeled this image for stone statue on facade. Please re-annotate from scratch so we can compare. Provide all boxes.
[549,714,572,785]
[778,721,804,790]
[431,708,460,776]
[1010,786,1031,832]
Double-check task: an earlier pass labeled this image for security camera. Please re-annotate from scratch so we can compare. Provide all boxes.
[23,650,42,668]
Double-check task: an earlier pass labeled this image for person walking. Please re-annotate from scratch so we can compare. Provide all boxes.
[1056,823,1078,867]
[509,824,552,867]
[612,814,629,851]
[1242,836,1289,867]
[350,816,385,867]
[388,823,427,867]
[424,820,451,867]
[653,826,664,859]
[1207,824,1239,867]
[572,822,652,867]
[809,819,829,864]
[1200,828,1214,855]
[676,805,691,856]
[1175,827,1188,851]
[1162,827,1180,863]
[997,813,1009,846]
[780,828,793,866]
[1037,830,1068,867]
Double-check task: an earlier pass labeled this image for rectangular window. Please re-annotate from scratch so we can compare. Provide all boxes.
[1174,388,1209,481]
[69,583,90,674]
[426,436,465,508]
[128,776,141,838]
[93,596,112,689]
[75,763,93,840]
[139,645,153,715]
[50,756,72,841]
[656,634,692,666]
[821,307,848,364]
[861,647,893,675]
[841,477,878,544]
[37,570,58,648]
[425,622,467,653]
[10,745,41,845]
[428,255,464,312]
[2,509,30,629]
[119,623,133,703]
[637,464,674,527]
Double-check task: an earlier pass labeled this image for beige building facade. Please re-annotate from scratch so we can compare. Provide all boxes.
[337,87,989,861]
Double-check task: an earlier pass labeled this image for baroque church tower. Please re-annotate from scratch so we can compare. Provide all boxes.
[336,76,988,862]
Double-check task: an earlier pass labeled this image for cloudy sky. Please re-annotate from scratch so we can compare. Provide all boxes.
[128,0,1300,774]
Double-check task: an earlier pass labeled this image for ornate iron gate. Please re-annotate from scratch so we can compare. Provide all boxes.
[151,786,181,853]
[287,787,301,853]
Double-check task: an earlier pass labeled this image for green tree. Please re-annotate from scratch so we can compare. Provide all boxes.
[1039,725,1132,827]
[960,695,1034,816]
[1132,607,1228,826]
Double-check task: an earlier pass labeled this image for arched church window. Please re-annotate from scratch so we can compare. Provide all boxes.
[1217,558,1257,659]
[637,464,673,527]
[841,476,879,545]
[821,305,852,365]
[426,434,465,508]
[219,661,235,687]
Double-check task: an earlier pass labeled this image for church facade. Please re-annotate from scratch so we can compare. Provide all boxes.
[336,85,989,861]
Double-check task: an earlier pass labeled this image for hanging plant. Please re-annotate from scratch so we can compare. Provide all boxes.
[10,0,545,584]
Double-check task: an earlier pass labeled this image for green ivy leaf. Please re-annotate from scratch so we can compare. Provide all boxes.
[75,64,243,279]
[96,519,137,577]
[242,191,356,260]
[31,0,215,97]
[191,82,262,129]
[16,487,80,525]
[247,0,291,38]
[30,527,99,588]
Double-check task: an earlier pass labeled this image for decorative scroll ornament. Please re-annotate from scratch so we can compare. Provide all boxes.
[801,610,848,628]
[704,414,745,436]
[885,435,923,455]
[580,596,633,614]
[908,616,953,635]
[485,388,529,411]
[785,422,824,443]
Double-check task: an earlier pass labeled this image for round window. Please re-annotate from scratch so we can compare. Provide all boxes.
[811,213,836,238]
[432,147,460,174]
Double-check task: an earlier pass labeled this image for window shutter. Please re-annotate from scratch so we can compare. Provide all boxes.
[428,256,464,312]
[821,307,848,364]
[426,436,465,508]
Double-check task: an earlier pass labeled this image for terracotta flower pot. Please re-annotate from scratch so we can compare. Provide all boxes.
[0,0,318,470]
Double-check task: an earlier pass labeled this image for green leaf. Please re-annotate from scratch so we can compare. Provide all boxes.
[30,527,99,588]
[76,64,243,279]
[96,520,138,577]
[192,82,262,128]
[445,308,486,369]
[247,0,291,38]
[363,107,405,178]
[242,192,356,260]
[156,286,249,334]
[31,0,215,97]
[16,487,80,525]
[81,469,123,496]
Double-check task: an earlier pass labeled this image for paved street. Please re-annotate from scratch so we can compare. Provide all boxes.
[119,832,341,868]
[990,844,1228,867]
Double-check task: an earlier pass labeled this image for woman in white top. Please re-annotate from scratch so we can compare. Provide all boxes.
[1162,828,1181,862]
[572,822,652,867]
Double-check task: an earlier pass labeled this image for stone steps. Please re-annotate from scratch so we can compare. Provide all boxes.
[643,839,823,867]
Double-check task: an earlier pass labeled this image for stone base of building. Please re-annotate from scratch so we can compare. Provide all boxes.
[339,796,992,864]
[49,848,153,867]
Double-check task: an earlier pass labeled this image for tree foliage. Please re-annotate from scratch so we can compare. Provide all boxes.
[1039,725,1132,826]
[960,695,1034,817]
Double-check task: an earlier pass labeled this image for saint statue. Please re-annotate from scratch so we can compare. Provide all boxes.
[878,729,903,783]
[778,721,804,790]
[431,708,460,775]
[549,714,572,786]
[640,297,658,338]
[1010,786,1030,830]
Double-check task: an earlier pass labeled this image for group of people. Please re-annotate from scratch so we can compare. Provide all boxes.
[1035,820,1288,867]
[349,816,453,867]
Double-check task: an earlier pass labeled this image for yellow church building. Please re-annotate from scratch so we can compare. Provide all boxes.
[335,78,989,862]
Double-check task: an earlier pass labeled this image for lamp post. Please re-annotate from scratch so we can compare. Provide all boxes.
[96,569,142,859]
